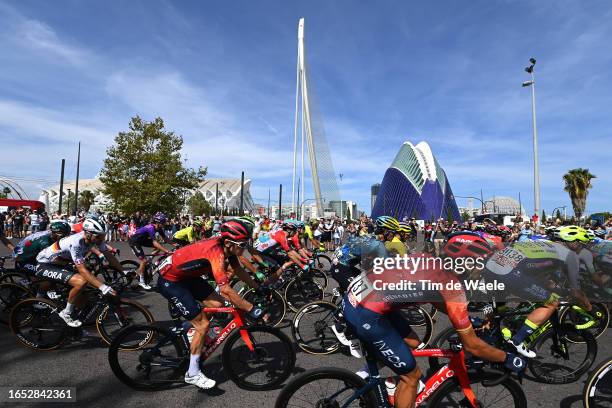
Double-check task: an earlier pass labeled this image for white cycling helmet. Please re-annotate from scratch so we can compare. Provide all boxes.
[83,217,106,235]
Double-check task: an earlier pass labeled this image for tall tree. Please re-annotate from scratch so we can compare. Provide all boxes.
[541,209,547,222]
[100,117,206,215]
[0,187,11,198]
[79,190,96,212]
[186,191,212,216]
[563,168,596,220]
[554,209,562,221]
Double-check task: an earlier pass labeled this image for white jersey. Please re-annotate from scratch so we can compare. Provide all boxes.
[37,231,107,265]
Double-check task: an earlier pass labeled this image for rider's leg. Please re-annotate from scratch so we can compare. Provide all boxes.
[395,367,422,408]
[513,301,557,344]
[65,273,86,309]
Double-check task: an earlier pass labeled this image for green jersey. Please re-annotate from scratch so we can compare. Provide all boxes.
[14,231,53,264]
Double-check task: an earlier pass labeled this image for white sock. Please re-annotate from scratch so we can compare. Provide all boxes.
[188,354,200,377]
[139,275,145,283]
[64,302,74,313]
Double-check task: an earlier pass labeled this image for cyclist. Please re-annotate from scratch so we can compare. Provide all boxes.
[13,220,71,275]
[483,225,594,358]
[343,245,526,408]
[375,216,406,256]
[35,217,121,327]
[128,212,172,290]
[156,221,265,390]
[253,219,308,280]
[173,219,204,247]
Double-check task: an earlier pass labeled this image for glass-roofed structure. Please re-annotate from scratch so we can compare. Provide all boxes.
[371,141,460,221]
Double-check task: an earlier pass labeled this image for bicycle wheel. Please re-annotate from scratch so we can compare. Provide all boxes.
[313,254,332,272]
[292,300,341,355]
[285,277,324,312]
[222,325,296,390]
[309,268,328,291]
[96,298,155,347]
[108,324,187,390]
[10,298,67,350]
[399,305,434,348]
[274,367,377,408]
[427,371,527,408]
[0,272,30,285]
[0,283,32,325]
[583,356,612,408]
[528,323,597,384]
[560,302,609,342]
[242,288,286,327]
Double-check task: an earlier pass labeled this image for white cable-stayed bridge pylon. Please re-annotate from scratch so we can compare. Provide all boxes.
[291,18,340,221]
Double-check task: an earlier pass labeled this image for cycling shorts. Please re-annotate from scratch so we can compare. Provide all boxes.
[261,246,289,266]
[172,237,191,248]
[15,261,38,276]
[157,276,215,320]
[129,236,154,260]
[342,295,416,375]
[34,264,76,285]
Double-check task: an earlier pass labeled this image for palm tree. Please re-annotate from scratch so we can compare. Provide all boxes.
[79,190,96,212]
[563,168,596,220]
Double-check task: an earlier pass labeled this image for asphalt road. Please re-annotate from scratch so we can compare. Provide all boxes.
[0,239,609,408]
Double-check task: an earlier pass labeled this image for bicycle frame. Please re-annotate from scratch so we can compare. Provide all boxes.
[341,345,478,408]
[199,307,255,360]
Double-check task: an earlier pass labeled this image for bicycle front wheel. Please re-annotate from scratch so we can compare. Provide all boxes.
[242,288,286,327]
[528,323,597,384]
[560,302,609,342]
[274,367,377,408]
[292,300,341,355]
[96,298,155,346]
[108,324,187,390]
[0,282,32,325]
[285,277,324,312]
[583,356,612,408]
[222,325,296,390]
[427,371,527,408]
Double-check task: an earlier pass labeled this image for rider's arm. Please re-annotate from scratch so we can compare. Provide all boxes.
[230,256,260,289]
[152,239,171,254]
[75,263,107,289]
[457,327,506,363]
[238,255,258,274]
[287,249,306,268]
[102,250,123,273]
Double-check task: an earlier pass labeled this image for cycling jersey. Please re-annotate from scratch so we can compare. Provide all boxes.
[384,237,406,256]
[345,253,471,330]
[483,240,580,302]
[36,231,107,265]
[158,237,237,286]
[253,230,295,253]
[173,226,198,244]
[14,231,53,264]
[130,224,166,244]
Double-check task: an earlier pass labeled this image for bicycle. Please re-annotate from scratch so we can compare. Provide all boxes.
[291,288,434,355]
[275,337,526,407]
[108,305,296,390]
[429,300,598,384]
[0,256,30,284]
[583,356,612,408]
[9,275,154,350]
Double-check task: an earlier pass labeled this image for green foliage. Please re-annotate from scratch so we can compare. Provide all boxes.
[187,191,212,216]
[100,117,206,216]
[563,168,596,219]
[541,209,547,222]
[0,187,11,198]
[461,210,470,221]
[64,191,76,214]
[554,209,562,220]
[78,190,95,212]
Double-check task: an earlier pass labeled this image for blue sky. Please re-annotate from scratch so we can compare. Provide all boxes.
[0,1,610,216]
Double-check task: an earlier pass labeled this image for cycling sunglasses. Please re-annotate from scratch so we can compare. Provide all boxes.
[226,239,248,248]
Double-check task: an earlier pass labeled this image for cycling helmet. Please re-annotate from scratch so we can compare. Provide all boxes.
[49,220,71,236]
[83,217,106,235]
[153,212,167,224]
[282,219,299,231]
[554,225,594,243]
[397,221,412,234]
[375,216,400,231]
[192,219,204,228]
[220,221,250,242]
[444,232,493,259]
[234,216,256,230]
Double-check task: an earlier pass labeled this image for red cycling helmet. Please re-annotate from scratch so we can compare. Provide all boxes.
[444,232,493,259]
[220,221,250,241]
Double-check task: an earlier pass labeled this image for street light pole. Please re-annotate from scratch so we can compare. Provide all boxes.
[523,58,541,223]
